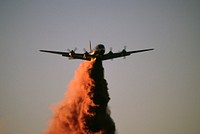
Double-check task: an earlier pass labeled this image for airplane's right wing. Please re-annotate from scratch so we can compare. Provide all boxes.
[102,48,154,60]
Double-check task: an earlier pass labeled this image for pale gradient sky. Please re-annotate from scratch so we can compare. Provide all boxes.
[0,0,200,134]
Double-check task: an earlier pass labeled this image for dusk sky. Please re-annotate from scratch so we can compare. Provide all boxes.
[0,0,200,133]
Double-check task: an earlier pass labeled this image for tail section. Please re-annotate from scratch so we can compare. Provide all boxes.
[89,40,92,52]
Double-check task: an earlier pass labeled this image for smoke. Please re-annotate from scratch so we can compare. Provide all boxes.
[43,59,116,134]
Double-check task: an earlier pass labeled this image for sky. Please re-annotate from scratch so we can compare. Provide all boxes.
[0,0,200,134]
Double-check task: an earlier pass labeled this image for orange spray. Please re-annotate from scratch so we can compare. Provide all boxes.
[44,59,115,134]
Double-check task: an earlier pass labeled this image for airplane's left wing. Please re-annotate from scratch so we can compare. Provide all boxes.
[102,48,154,60]
[40,50,70,56]
[40,50,86,60]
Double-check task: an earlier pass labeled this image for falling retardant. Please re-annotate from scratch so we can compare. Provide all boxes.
[43,59,116,134]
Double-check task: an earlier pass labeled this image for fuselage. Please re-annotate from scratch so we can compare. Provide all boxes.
[90,44,105,56]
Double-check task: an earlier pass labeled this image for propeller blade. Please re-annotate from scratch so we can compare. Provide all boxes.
[83,48,87,52]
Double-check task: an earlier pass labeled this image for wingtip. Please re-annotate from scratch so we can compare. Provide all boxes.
[147,48,154,51]
[40,50,47,52]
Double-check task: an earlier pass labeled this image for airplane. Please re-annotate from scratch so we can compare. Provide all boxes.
[40,41,154,61]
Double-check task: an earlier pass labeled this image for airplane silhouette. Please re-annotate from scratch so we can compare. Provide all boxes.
[40,41,154,61]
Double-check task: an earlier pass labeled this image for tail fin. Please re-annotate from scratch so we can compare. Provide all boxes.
[89,40,92,52]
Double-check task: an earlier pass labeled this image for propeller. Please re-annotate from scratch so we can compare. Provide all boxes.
[67,47,77,56]
[83,48,87,52]
[123,46,127,51]
[108,47,113,54]
[83,48,89,58]
[122,46,127,59]
[83,48,89,54]
[67,47,77,52]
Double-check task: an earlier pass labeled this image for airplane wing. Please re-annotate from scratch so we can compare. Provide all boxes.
[40,50,86,60]
[40,50,70,55]
[102,48,154,60]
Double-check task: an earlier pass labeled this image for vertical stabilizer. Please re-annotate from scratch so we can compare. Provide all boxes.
[89,40,92,52]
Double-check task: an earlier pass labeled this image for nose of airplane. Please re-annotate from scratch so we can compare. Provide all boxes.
[98,44,105,55]
[100,49,105,55]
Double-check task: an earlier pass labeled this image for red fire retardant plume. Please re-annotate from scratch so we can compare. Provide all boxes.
[44,59,116,134]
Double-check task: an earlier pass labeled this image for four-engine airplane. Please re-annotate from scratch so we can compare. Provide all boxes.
[40,42,154,61]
